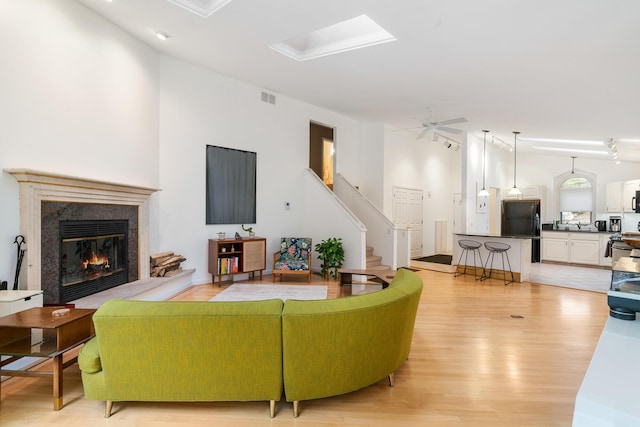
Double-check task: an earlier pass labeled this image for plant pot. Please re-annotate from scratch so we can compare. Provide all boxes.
[248,232,255,238]
[217,232,225,240]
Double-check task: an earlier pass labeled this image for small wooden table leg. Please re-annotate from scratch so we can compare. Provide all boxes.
[53,354,63,410]
[339,272,353,286]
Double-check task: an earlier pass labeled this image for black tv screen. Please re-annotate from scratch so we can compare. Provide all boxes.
[205,145,256,225]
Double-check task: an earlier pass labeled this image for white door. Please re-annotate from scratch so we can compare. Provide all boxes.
[393,187,423,259]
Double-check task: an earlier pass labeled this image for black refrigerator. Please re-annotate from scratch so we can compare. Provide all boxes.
[501,199,541,262]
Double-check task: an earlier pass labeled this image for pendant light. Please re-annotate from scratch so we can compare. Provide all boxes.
[570,156,577,174]
[478,130,490,197]
[508,131,522,196]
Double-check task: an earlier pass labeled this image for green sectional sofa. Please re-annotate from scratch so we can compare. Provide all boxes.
[78,299,284,417]
[78,268,423,418]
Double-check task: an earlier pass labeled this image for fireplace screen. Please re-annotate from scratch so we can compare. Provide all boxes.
[61,233,126,286]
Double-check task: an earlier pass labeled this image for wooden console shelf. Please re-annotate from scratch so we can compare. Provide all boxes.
[208,237,266,286]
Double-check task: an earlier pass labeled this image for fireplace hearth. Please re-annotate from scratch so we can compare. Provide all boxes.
[59,220,128,302]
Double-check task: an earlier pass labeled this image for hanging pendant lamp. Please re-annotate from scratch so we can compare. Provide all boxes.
[478,130,490,197]
[508,131,522,196]
[570,156,577,174]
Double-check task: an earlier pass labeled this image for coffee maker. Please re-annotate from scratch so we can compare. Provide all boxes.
[610,216,622,232]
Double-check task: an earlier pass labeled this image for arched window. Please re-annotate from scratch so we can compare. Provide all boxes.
[558,175,594,225]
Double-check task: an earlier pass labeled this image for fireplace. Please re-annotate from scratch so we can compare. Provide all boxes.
[41,202,139,305]
[6,168,159,303]
[59,220,128,302]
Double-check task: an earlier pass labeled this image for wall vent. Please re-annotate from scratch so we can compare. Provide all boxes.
[261,91,276,105]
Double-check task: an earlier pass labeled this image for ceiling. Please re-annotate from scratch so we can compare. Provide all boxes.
[75,0,640,162]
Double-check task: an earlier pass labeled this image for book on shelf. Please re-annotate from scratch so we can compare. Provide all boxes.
[217,256,240,274]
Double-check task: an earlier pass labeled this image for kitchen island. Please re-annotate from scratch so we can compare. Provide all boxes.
[453,233,534,282]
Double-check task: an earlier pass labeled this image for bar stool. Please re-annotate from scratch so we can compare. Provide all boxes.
[454,239,484,280]
[481,242,515,285]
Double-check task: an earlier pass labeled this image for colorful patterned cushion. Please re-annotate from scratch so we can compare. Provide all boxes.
[277,238,311,271]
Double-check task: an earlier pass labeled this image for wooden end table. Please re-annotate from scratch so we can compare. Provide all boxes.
[338,269,396,288]
[0,307,95,410]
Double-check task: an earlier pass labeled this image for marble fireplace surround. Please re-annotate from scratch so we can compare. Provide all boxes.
[5,169,160,293]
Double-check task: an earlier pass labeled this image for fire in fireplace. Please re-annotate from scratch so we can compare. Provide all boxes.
[61,234,125,286]
[59,220,129,302]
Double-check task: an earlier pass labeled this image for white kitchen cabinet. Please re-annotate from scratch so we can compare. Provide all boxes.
[605,181,623,213]
[502,185,545,200]
[570,233,601,265]
[541,232,570,262]
[623,180,640,213]
[542,231,608,266]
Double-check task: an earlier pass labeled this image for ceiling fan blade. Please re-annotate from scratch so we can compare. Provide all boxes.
[416,128,429,139]
[436,126,463,134]
[438,117,467,126]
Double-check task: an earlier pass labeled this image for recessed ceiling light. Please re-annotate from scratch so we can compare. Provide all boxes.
[531,146,609,155]
[155,31,171,41]
[270,14,396,61]
[519,137,604,145]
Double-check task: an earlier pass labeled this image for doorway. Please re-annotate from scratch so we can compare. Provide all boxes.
[309,122,335,189]
[392,187,423,259]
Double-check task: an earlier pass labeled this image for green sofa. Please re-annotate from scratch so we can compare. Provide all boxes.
[282,268,423,416]
[78,299,284,418]
[78,268,423,418]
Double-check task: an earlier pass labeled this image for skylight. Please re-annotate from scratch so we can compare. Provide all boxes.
[270,15,396,61]
[166,0,233,18]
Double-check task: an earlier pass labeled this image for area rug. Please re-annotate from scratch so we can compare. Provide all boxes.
[413,254,453,265]
[210,284,328,302]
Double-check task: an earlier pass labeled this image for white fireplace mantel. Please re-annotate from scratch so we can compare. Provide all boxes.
[5,168,160,291]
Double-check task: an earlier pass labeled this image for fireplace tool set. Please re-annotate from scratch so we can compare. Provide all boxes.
[12,235,26,290]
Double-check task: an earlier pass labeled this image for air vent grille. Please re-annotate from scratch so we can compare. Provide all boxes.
[261,91,276,105]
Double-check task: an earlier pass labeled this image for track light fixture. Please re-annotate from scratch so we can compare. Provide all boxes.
[433,132,461,151]
[478,130,490,197]
[508,131,522,196]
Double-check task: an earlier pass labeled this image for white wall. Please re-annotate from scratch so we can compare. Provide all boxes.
[157,56,366,284]
[382,125,461,256]
[0,0,159,286]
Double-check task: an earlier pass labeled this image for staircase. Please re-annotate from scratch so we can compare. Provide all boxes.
[366,246,390,270]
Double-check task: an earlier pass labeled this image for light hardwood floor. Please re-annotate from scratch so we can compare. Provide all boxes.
[0,269,609,426]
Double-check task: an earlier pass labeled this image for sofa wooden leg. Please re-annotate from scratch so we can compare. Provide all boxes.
[293,400,300,418]
[105,400,113,418]
[269,400,276,418]
[388,373,395,387]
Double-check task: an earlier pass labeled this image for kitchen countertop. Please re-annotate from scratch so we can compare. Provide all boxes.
[541,229,613,234]
[455,233,540,240]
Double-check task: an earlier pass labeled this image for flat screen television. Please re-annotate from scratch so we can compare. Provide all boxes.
[205,145,257,225]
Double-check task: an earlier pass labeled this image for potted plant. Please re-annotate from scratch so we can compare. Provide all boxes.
[314,237,345,280]
[242,225,255,238]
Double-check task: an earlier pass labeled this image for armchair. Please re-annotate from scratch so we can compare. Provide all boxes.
[272,237,312,283]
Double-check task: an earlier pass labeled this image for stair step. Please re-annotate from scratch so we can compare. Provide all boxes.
[366,246,374,257]
[365,264,391,271]
[366,255,382,268]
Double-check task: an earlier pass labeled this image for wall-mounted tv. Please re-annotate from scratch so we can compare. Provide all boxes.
[205,145,257,225]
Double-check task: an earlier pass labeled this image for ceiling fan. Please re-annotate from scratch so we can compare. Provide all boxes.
[397,115,468,140]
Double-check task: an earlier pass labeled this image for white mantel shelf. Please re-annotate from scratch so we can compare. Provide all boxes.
[4,168,161,291]
[5,168,159,196]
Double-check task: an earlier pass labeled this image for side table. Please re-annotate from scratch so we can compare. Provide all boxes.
[0,306,95,410]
